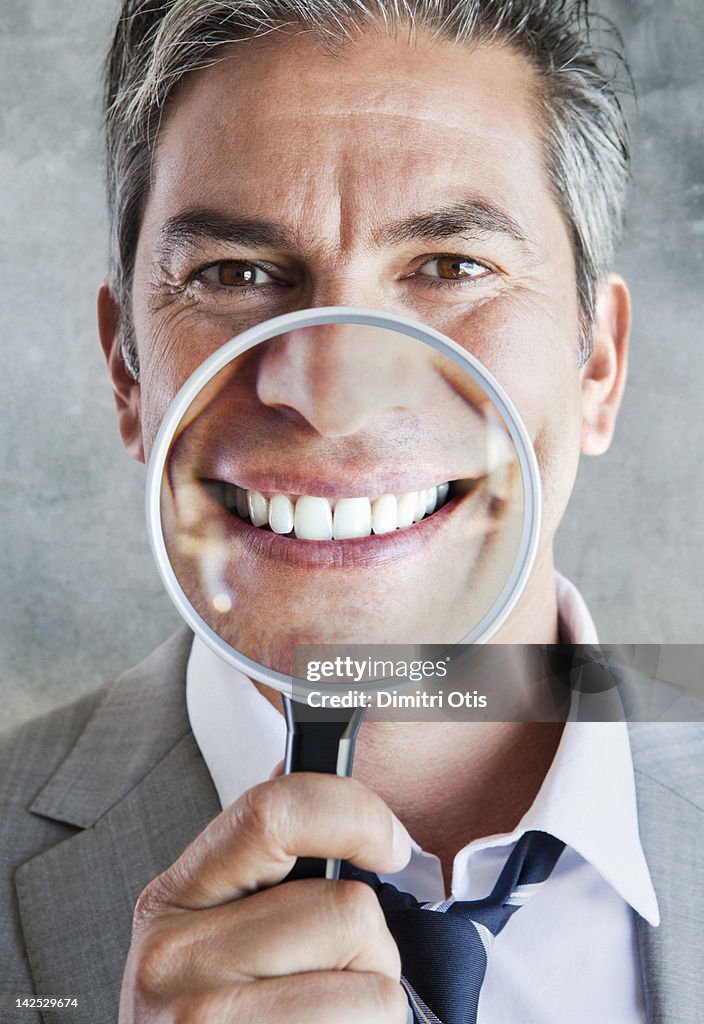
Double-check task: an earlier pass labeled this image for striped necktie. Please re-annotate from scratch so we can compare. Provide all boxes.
[343,830,565,1024]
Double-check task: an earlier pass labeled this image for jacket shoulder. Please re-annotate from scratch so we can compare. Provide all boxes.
[0,628,193,828]
[0,687,108,996]
[0,630,193,996]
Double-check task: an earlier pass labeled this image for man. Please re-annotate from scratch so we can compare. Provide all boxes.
[1,1,702,1022]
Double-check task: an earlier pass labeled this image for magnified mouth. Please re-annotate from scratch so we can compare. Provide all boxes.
[203,480,468,541]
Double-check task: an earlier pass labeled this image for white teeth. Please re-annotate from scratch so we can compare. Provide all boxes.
[371,494,398,535]
[226,482,453,539]
[269,493,295,535]
[333,497,372,540]
[247,489,269,527]
[294,495,333,540]
[396,491,417,529]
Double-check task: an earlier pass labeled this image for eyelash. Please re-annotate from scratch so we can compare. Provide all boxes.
[409,254,495,290]
[190,254,495,295]
[191,260,280,290]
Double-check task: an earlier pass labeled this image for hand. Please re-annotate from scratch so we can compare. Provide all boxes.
[118,772,412,1023]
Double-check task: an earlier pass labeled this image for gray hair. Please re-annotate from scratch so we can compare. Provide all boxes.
[104,0,631,379]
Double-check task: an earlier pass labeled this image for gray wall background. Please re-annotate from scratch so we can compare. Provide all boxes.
[1,0,702,731]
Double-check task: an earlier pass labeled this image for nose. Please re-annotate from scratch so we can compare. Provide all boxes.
[255,322,432,437]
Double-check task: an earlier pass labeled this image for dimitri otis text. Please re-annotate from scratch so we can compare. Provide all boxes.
[306,690,488,709]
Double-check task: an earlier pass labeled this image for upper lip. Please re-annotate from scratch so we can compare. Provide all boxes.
[201,473,464,499]
[190,459,484,499]
[170,412,489,498]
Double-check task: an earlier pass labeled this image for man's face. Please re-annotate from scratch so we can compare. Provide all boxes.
[119,29,617,661]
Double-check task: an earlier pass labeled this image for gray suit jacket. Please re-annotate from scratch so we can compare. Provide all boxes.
[1,630,702,1023]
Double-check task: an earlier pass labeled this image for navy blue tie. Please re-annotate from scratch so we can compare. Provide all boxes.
[343,830,565,1024]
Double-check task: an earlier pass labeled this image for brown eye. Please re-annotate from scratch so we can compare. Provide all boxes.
[201,261,274,287]
[419,256,491,280]
[219,262,255,286]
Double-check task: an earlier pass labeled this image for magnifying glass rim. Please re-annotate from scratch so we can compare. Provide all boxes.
[145,306,542,697]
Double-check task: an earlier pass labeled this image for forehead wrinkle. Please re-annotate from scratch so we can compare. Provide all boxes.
[260,108,491,133]
[148,45,552,271]
[288,160,347,258]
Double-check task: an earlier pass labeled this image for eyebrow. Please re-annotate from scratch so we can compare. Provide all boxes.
[375,199,532,251]
[157,197,533,259]
[157,210,292,257]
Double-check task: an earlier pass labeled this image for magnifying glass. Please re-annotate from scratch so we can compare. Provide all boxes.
[146,307,541,876]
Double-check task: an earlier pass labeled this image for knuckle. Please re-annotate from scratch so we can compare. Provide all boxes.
[220,986,254,1024]
[333,879,384,929]
[373,975,409,1022]
[233,781,285,845]
[130,930,174,1001]
[170,999,206,1024]
[185,1009,221,1024]
[171,990,242,1024]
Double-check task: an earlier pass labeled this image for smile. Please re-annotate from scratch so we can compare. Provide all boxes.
[204,481,455,540]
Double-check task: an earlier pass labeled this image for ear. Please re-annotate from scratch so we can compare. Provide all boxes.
[97,279,145,463]
[580,274,631,456]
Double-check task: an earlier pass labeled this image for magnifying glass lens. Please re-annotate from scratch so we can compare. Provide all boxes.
[154,315,534,688]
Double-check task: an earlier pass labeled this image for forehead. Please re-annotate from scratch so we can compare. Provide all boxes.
[146,29,559,247]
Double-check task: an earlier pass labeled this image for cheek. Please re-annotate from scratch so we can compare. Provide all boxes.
[131,263,257,459]
[443,294,584,539]
[533,416,582,543]
[136,306,223,459]
[511,329,583,543]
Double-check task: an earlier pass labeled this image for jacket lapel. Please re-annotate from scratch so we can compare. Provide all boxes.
[15,631,221,1024]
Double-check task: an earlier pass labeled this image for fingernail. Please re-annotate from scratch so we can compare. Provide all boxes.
[390,815,412,868]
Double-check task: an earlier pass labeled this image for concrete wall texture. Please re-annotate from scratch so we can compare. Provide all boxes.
[1,0,702,730]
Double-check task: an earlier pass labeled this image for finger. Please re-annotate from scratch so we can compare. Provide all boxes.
[229,879,403,978]
[180,972,409,1024]
[269,759,284,779]
[147,879,402,990]
[142,773,411,912]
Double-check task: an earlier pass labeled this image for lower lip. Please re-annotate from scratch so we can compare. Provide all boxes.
[211,491,478,570]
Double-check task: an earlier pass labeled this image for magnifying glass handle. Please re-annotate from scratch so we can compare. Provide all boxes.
[282,696,366,882]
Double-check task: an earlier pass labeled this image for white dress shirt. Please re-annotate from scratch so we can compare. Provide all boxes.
[186,573,659,1023]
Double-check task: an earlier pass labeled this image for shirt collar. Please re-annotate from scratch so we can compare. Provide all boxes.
[518,717,659,925]
[460,572,658,924]
[445,713,659,924]
[186,572,659,925]
[186,638,285,810]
